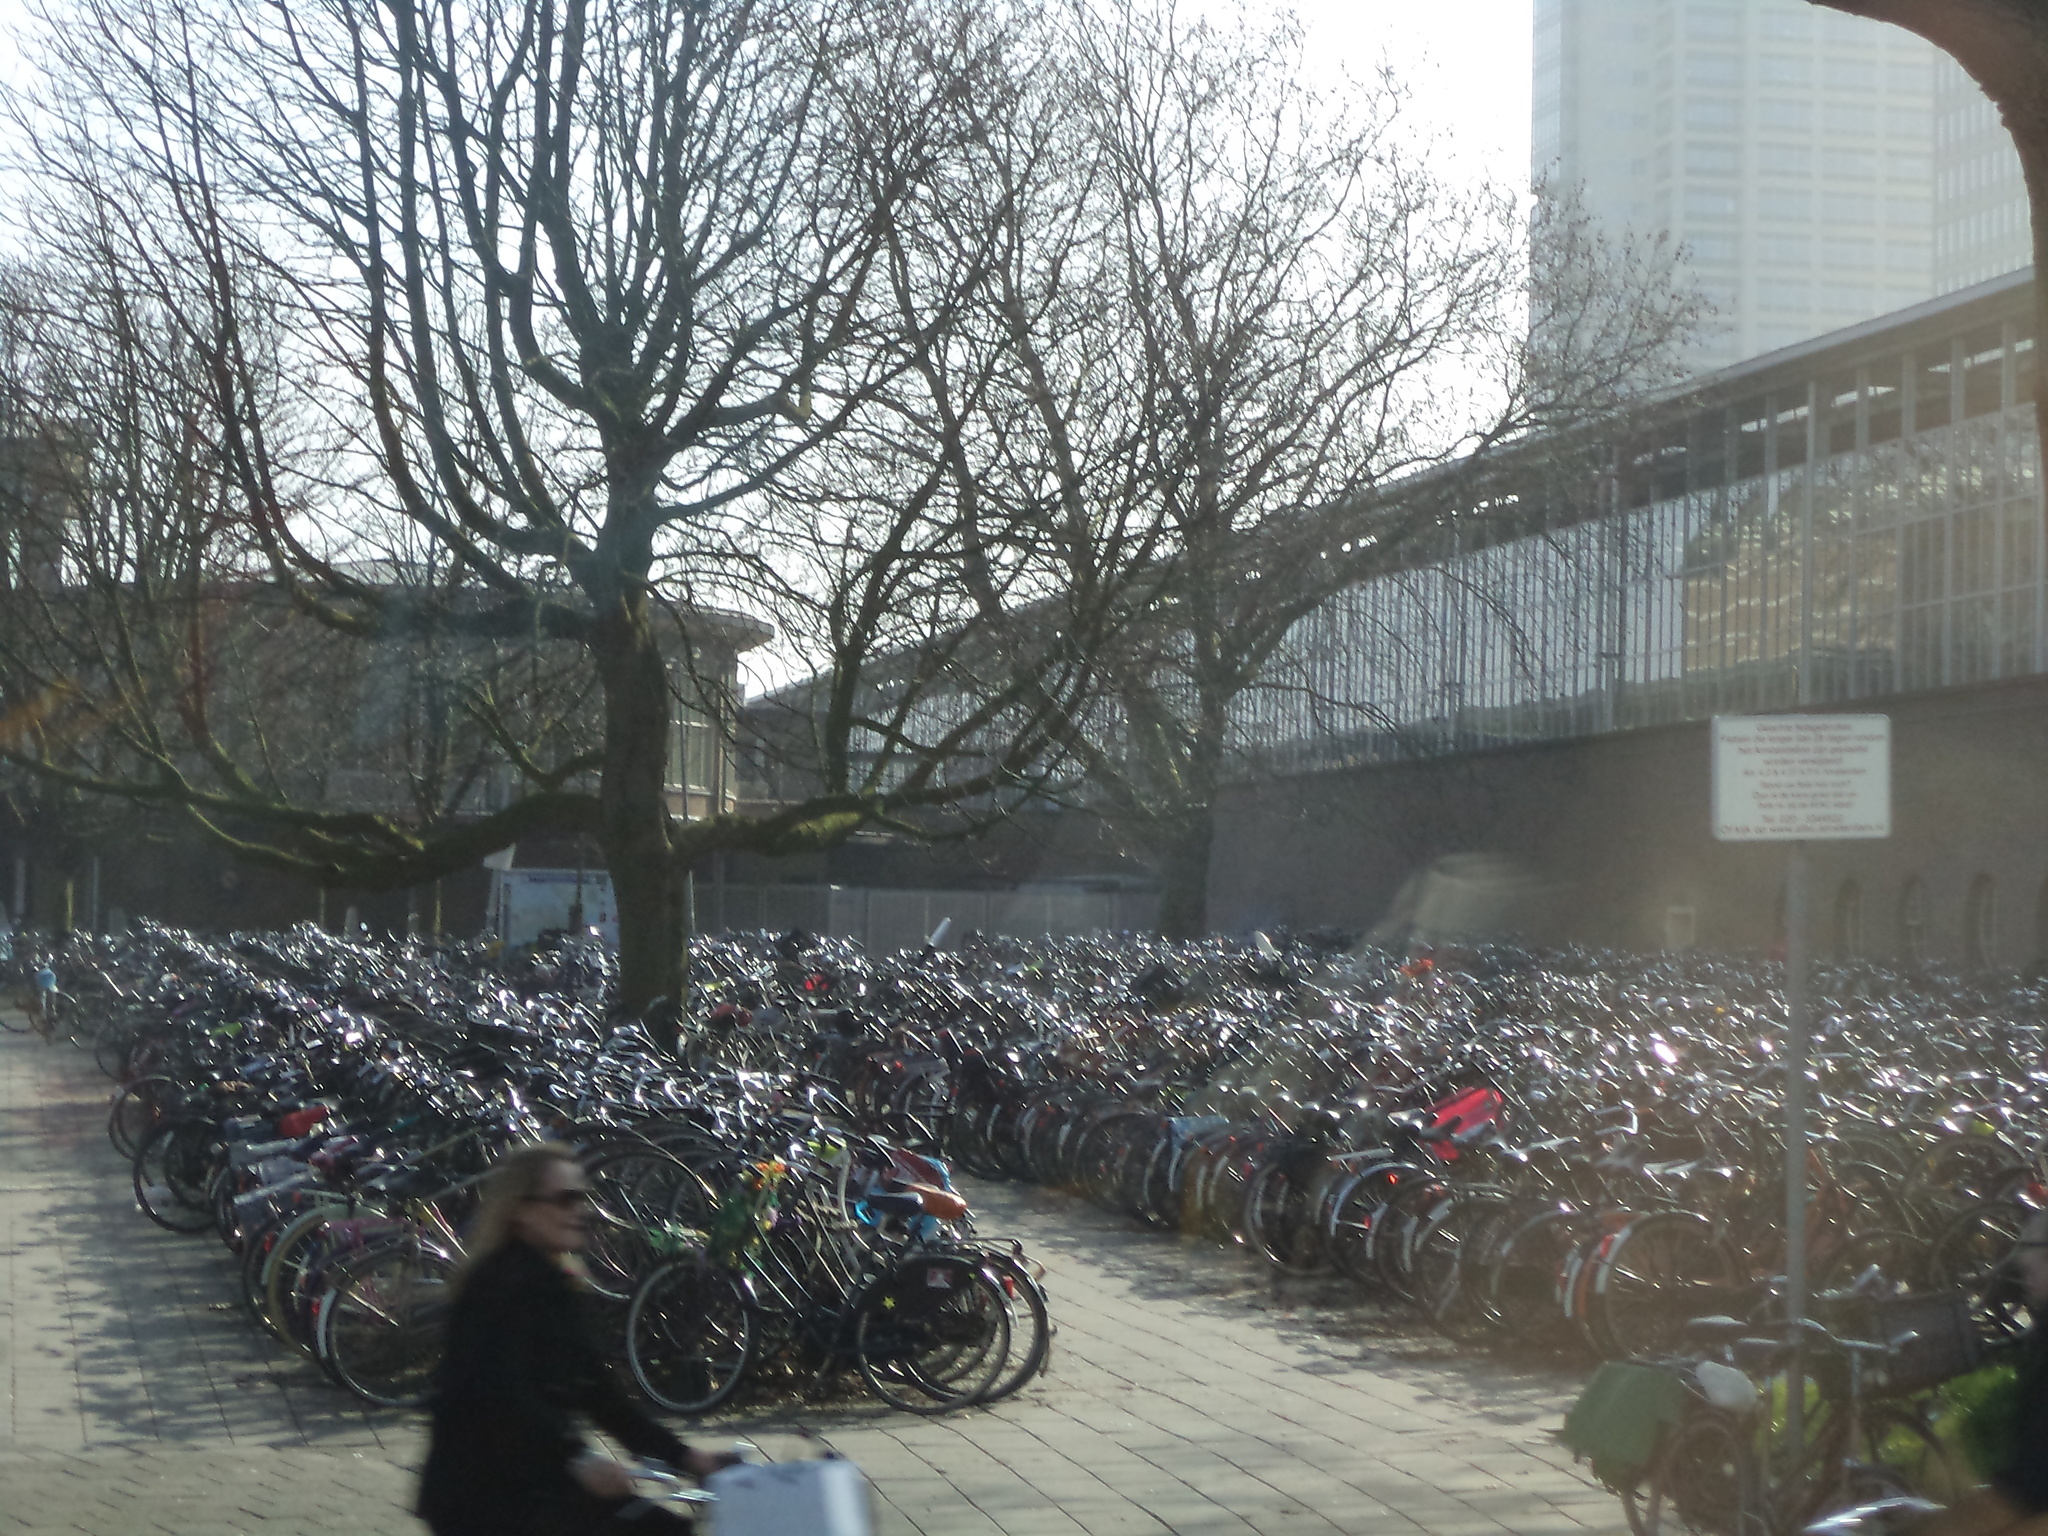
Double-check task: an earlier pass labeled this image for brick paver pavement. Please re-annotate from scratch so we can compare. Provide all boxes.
[0,1015,1623,1535]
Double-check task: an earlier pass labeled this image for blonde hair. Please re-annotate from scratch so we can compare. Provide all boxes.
[454,1142,584,1293]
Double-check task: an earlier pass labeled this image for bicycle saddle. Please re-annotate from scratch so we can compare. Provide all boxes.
[1684,1315,1748,1345]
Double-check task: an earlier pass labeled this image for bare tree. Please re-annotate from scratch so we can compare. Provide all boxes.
[878,1,1698,936]
[0,0,1113,1021]
[1810,3,2048,457]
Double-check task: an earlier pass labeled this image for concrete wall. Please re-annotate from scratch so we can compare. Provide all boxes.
[1209,674,2048,966]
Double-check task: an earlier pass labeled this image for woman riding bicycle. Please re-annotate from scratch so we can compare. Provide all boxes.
[416,1143,736,1536]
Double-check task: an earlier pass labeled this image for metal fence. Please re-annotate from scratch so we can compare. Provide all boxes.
[1247,393,2044,770]
[695,882,1159,953]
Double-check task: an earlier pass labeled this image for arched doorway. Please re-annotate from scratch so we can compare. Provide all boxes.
[1964,874,1997,969]
[1832,879,1862,960]
[1899,876,1929,962]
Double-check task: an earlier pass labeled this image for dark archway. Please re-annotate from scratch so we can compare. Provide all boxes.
[1899,876,1929,962]
[1833,879,1863,960]
[1964,873,1997,969]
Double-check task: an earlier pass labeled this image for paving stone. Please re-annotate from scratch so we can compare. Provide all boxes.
[0,1012,1628,1534]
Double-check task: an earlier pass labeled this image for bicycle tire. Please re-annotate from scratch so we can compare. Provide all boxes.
[624,1256,756,1415]
[853,1253,1011,1414]
[1589,1211,1744,1362]
[108,1075,182,1160]
[318,1239,456,1409]
[132,1120,219,1233]
[1640,1409,1750,1536]
[974,1248,1052,1402]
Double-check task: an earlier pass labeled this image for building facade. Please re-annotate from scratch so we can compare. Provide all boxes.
[1535,0,1939,370]
[1213,270,2048,966]
[1933,54,2031,294]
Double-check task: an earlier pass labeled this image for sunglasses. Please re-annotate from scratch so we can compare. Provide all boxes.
[523,1188,594,1209]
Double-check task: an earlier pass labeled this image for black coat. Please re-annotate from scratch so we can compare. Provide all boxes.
[416,1239,690,1536]
[1995,1324,2048,1516]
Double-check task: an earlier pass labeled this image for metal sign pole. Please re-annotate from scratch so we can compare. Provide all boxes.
[1783,839,1811,1456]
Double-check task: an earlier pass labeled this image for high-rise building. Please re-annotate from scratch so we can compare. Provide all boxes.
[1534,0,1939,372]
[1933,54,2031,294]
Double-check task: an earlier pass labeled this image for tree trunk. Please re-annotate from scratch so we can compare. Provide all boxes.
[591,599,686,1044]
[1153,807,1215,940]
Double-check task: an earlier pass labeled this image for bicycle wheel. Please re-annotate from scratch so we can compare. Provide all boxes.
[1414,1187,1516,1342]
[1641,1409,1751,1536]
[133,1120,218,1233]
[261,1204,346,1345]
[1246,1160,1326,1273]
[1926,1199,2033,1342]
[1485,1206,1587,1349]
[854,1253,1011,1414]
[94,1022,134,1078]
[1590,1212,1744,1362]
[1325,1162,1420,1287]
[108,1075,181,1160]
[974,1248,1052,1402]
[318,1240,456,1409]
[624,1256,756,1415]
[585,1149,710,1304]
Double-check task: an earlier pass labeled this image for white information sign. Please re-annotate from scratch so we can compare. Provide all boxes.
[1712,714,1891,841]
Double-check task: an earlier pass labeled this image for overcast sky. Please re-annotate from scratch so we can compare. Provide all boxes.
[1262,1,1534,189]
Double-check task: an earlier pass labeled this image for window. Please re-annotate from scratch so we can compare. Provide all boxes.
[1885,198,1933,227]
[1833,880,1863,959]
[1825,103,1880,135]
[1824,59,1881,92]
[1887,61,1932,93]
[1760,280,1813,311]
[1886,107,1930,139]
[1685,188,1740,221]
[1759,234,1811,266]
[1824,236,1877,269]
[1688,235,1738,265]
[1759,8,1811,38]
[1886,241,1931,271]
[1759,56,1812,88]
[1823,192,1878,224]
[1760,143,1812,177]
[1762,100,1815,132]
[1965,874,1997,968]
[1887,153,1932,184]
[1824,149,1880,181]
[1688,6,1740,40]
[1687,143,1740,177]
[1687,53,1742,87]
[1687,97,1740,133]
[1761,189,1814,221]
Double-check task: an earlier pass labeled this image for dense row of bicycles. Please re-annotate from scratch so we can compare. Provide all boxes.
[59,923,1048,1419]
[33,918,2048,1530]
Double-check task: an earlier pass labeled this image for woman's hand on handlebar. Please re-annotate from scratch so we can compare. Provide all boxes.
[682,1447,744,1479]
[570,1452,636,1501]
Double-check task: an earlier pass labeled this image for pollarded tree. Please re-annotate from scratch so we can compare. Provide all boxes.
[875,0,1698,936]
[0,0,1117,1022]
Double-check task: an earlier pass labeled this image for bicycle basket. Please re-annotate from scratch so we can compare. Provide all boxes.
[1813,1290,1981,1399]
